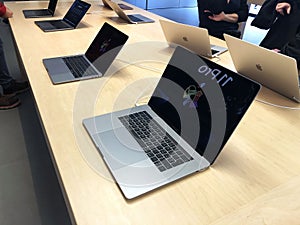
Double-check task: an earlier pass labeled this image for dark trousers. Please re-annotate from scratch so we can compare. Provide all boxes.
[0,37,13,90]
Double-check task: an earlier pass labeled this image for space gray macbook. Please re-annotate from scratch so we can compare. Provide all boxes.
[160,19,227,58]
[83,46,260,199]
[224,34,300,103]
[34,0,91,32]
[102,0,133,10]
[23,0,58,18]
[107,0,154,24]
[43,22,128,84]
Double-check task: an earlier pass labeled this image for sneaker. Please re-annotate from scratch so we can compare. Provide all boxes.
[3,80,30,95]
[0,94,21,110]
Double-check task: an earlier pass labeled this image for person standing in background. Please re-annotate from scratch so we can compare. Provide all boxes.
[0,2,29,109]
[197,0,249,39]
[257,0,300,68]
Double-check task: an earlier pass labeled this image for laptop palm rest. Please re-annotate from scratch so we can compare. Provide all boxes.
[43,58,74,82]
[92,128,174,190]
[92,127,149,170]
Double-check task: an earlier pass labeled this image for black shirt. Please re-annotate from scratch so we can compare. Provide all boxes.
[197,0,249,38]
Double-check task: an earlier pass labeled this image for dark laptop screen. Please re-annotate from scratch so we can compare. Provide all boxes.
[48,0,58,13]
[148,47,260,164]
[84,22,129,73]
[63,0,91,27]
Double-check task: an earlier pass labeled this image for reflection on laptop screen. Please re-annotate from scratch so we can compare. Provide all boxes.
[64,0,90,27]
[84,22,129,73]
[148,49,260,163]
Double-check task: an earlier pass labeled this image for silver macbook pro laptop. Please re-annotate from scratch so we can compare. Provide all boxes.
[43,22,128,84]
[34,0,91,32]
[107,0,154,24]
[23,0,58,18]
[224,34,300,103]
[102,0,133,10]
[160,19,228,58]
[83,46,260,199]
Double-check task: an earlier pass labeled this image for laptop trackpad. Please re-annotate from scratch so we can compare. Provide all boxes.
[43,58,74,83]
[92,127,148,170]
[44,58,70,75]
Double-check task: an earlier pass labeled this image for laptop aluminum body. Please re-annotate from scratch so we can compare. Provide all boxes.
[160,19,227,58]
[83,46,260,199]
[34,0,91,32]
[23,0,58,18]
[224,34,300,103]
[107,1,154,24]
[43,22,128,84]
[102,0,133,10]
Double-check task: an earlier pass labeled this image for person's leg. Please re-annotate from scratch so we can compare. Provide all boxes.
[0,37,14,89]
[0,37,29,95]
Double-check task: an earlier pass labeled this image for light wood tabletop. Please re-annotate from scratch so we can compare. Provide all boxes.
[5,1,300,224]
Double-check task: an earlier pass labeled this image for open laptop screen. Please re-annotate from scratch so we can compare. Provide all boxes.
[148,47,260,164]
[84,22,129,73]
[63,0,91,27]
[48,0,58,13]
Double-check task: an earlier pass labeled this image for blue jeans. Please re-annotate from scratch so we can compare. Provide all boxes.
[0,37,14,91]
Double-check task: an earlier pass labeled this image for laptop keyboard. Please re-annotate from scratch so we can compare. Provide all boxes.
[63,56,98,78]
[119,111,194,172]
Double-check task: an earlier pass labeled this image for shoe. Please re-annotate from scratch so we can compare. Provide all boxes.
[0,94,21,110]
[3,80,30,95]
